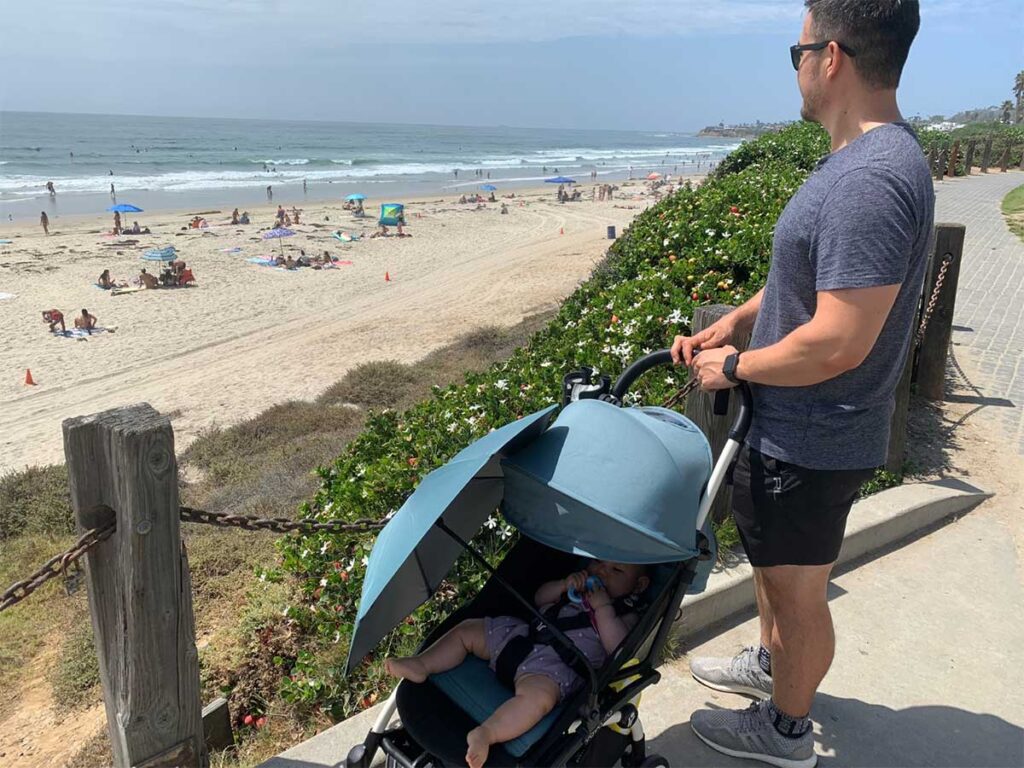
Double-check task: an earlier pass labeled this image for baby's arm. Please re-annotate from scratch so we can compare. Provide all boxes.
[534,570,586,606]
[592,605,636,654]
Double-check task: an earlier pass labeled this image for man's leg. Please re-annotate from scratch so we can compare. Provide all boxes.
[759,563,834,718]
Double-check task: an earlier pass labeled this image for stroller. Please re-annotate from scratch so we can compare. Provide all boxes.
[345,349,752,767]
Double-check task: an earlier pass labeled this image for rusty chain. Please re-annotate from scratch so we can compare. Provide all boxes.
[661,377,701,410]
[0,522,115,613]
[916,253,952,347]
[178,506,386,535]
[1,507,384,614]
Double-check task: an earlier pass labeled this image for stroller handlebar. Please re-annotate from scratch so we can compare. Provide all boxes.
[610,348,753,441]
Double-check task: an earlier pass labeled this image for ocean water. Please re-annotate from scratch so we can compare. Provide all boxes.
[0,111,739,218]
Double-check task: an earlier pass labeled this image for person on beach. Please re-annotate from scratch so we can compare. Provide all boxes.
[110,182,115,197]
[231,208,240,225]
[43,309,65,333]
[139,268,159,289]
[303,178,308,194]
[40,211,50,235]
[276,205,286,225]
[673,3,931,767]
[291,207,301,224]
[386,560,650,768]
[46,181,56,196]
[240,211,251,225]
[98,269,113,289]
[74,309,98,334]
[267,185,273,201]
[113,211,122,235]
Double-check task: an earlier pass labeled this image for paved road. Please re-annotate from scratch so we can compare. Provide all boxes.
[935,171,1024,454]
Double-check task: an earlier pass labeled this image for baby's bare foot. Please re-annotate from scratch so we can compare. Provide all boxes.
[384,657,428,683]
[466,726,492,768]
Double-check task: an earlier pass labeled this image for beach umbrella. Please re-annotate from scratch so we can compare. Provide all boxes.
[262,226,295,256]
[142,245,176,262]
[545,176,576,184]
[647,172,663,180]
[107,203,144,213]
[346,193,367,201]
[480,184,498,191]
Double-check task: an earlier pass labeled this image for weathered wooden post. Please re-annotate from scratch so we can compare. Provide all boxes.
[927,147,939,178]
[980,138,993,173]
[963,140,976,175]
[935,148,948,181]
[914,224,966,401]
[946,141,960,177]
[998,146,1011,172]
[63,404,206,768]
[684,305,751,523]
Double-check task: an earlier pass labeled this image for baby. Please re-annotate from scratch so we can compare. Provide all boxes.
[387,559,650,768]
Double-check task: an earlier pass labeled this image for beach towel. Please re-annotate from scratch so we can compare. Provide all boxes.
[221,247,243,253]
[246,257,295,271]
[111,286,145,296]
[332,230,360,242]
[52,327,116,339]
[0,239,13,245]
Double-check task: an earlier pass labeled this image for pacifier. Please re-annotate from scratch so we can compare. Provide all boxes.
[568,575,604,604]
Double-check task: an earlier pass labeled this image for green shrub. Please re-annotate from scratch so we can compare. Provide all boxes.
[273,123,830,719]
[0,465,73,540]
[918,123,1024,176]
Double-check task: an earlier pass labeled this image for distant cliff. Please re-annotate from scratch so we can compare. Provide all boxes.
[698,122,791,139]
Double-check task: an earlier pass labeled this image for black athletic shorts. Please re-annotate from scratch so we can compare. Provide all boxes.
[731,444,876,567]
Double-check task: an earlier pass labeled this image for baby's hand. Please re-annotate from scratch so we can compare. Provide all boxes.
[565,571,588,594]
[588,584,612,609]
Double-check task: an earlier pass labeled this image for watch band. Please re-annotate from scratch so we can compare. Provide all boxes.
[723,352,742,384]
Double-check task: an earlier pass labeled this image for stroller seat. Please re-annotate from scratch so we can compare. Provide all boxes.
[430,656,564,757]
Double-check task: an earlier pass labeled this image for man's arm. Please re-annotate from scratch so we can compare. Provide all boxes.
[694,284,901,389]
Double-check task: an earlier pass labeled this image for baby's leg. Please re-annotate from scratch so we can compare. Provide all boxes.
[386,618,488,684]
[465,674,559,768]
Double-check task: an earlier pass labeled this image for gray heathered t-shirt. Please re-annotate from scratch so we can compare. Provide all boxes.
[746,122,935,470]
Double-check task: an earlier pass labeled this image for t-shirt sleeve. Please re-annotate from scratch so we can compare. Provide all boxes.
[812,167,917,292]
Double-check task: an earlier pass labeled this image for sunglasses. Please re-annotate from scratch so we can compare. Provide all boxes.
[790,40,857,71]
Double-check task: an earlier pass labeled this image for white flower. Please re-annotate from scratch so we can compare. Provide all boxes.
[494,380,508,391]
[282,606,290,616]
[485,516,498,530]
[705,228,716,236]
[301,549,310,558]
[319,541,330,555]
[319,577,328,587]
[259,572,267,583]
[447,422,458,433]
[540,360,553,368]
[665,376,675,384]
[361,556,369,567]
[333,631,341,644]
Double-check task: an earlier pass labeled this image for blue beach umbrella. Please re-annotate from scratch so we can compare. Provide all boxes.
[107,203,144,213]
[142,245,176,262]
[346,193,367,201]
[480,184,498,191]
[345,405,558,673]
[545,176,576,184]
[262,226,295,256]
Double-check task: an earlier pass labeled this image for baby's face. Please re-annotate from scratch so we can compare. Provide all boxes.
[588,560,648,599]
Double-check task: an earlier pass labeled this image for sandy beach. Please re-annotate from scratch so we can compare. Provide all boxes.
[0,182,690,473]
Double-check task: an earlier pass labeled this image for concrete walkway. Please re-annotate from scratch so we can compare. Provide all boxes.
[935,170,1024,454]
[642,480,1024,767]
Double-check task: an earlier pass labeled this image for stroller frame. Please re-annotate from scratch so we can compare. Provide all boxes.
[346,350,753,768]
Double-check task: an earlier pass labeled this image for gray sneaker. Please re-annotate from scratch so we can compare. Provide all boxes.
[691,700,817,768]
[690,646,773,699]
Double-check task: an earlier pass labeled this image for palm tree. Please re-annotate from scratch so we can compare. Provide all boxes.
[1001,100,1014,124]
[1014,70,1024,124]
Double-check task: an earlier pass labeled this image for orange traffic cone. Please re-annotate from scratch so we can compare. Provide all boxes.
[385,271,391,282]
[25,368,36,386]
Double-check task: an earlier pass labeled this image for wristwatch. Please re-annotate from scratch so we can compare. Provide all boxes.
[723,352,742,384]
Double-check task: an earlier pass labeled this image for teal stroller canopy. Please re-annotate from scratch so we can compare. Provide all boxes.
[345,398,713,673]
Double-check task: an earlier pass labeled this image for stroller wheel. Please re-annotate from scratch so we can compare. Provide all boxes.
[639,756,669,767]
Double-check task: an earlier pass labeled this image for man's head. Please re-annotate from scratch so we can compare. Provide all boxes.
[81,308,89,315]
[797,0,920,123]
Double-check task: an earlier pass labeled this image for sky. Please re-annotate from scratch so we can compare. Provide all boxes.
[0,0,1021,131]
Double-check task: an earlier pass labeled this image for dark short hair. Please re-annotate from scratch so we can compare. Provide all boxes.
[804,0,920,89]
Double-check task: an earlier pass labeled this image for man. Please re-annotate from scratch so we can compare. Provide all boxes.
[74,308,98,335]
[670,2,933,766]
[43,309,65,333]
[139,268,159,289]
[40,210,49,235]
